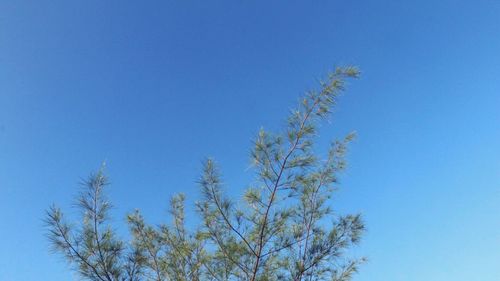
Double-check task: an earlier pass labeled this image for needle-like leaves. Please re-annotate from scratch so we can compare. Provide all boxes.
[45,67,364,281]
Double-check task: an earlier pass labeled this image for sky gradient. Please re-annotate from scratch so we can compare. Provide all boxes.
[1,1,499,280]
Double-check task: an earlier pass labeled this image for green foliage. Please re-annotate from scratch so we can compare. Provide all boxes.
[45,169,127,281]
[45,67,364,281]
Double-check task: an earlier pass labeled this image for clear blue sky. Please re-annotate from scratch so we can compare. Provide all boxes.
[1,1,499,280]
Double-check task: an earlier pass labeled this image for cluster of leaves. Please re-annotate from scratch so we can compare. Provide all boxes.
[45,67,365,281]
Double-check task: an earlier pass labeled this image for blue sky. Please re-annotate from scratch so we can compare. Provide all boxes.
[1,1,499,280]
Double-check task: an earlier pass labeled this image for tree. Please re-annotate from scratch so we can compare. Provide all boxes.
[45,67,365,281]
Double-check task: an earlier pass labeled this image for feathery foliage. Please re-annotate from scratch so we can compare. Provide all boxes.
[45,67,364,281]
